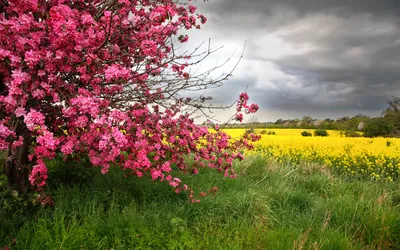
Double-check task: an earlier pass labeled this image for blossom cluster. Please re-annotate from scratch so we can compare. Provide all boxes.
[234,92,259,122]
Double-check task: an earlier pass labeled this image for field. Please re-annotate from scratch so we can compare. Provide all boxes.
[232,129,400,182]
[1,129,400,249]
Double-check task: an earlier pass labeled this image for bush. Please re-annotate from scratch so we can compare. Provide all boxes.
[267,131,276,135]
[46,154,94,188]
[301,131,312,137]
[344,130,361,137]
[260,130,267,135]
[314,129,328,137]
[0,174,38,217]
[363,118,394,138]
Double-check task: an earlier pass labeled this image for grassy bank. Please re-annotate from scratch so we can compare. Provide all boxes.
[2,156,400,249]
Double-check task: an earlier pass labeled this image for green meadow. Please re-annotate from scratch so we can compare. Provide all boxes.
[2,156,400,249]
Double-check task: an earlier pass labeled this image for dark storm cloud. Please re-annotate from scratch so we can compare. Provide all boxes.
[190,0,400,121]
[198,0,400,21]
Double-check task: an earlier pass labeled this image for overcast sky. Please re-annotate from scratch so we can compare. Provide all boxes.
[184,0,400,123]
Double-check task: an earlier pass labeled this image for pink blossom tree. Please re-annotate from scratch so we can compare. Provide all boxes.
[0,0,259,203]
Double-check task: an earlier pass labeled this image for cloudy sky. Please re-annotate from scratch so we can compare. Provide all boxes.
[184,0,400,123]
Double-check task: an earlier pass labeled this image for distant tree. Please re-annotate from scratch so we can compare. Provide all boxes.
[283,121,290,128]
[363,118,393,138]
[336,117,350,122]
[301,116,313,128]
[383,96,400,133]
[387,96,400,112]
[313,120,324,128]
[314,129,328,137]
[353,114,369,119]
[384,110,400,132]
[302,116,313,123]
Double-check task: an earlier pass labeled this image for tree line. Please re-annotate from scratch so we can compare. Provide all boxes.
[223,97,400,138]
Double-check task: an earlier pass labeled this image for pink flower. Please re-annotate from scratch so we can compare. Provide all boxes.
[240,92,249,102]
[179,35,189,43]
[234,113,243,122]
[112,127,128,146]
[104,64,130,81]
[161,161,172,172]
[198,14,207,24]
[248,104,259,113]
[14,107,26,117]
[169,177,181,187]
[99,134,111,150]
[101,164,110,174]
[37,131,59,150]
[24,109,46,131]
[141,40,158,56]
[11,69,29,86]
[188,5,197,14]
[32,89,45,99]
[29,160,48,187]
[75,116,88,128]
[0,124,16,149]
[24,49,40,67]
[151,169,163,180]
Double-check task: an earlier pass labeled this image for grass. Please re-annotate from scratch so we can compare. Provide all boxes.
[1,156,400,249]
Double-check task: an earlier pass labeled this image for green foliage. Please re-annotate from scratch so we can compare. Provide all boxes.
[45,154,94,188]
[0,173,39,245]
[267,131,276,135]
[260,130,267,135]
[314,129,328,137]
[385,110,400,131]
[0,175,31,214]
[301,131,312,137]
[2,157,400,249]
[363,118,394,138]
[0,151,5,165]
[383,107,400,136]
[344,130,361,137]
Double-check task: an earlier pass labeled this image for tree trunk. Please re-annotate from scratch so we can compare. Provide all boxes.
[4,121,30,193]
[0,63,31,193]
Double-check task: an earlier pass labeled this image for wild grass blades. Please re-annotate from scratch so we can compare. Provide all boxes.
[2,156,400,249]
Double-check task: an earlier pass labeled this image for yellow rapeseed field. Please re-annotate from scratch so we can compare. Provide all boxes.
[224,128,400,181]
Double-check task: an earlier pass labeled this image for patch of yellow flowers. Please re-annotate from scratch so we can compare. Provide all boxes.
[224,129,400,182]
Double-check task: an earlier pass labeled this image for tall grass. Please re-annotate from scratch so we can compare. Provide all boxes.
[2,156,400,249]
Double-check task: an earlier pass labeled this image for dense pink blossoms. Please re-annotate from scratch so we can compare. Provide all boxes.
[0,0,260,202]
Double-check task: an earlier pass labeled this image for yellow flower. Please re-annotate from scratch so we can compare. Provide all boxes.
[224,128,400,182]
